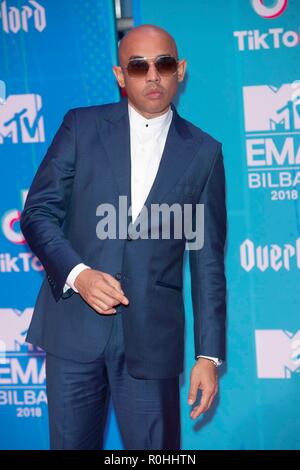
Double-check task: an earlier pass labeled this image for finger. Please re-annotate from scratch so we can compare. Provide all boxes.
[190,395,215,419]
[206,390,217,411]
[102,276,129,305]
[202,386,217,413]
[92,299,116,314]
[96,291,121,308]
[100,283,129,305]
[187,381,199,405]
[91,303,116,315]
[190,389,215,419]
[103,274,125,292]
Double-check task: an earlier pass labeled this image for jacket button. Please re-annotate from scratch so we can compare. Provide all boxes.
[114,272,122,280]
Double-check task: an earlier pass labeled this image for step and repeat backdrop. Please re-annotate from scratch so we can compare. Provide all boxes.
[0,0,299,450]
[133,0,300,450]
[0,0,124,450]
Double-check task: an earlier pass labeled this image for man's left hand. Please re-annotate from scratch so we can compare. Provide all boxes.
[187,358,218,420]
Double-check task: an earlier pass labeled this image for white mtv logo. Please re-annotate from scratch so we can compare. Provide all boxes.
[0,94,45,144]
[243,84,300,132]
[255,330,300,379]
[0,308,33,353]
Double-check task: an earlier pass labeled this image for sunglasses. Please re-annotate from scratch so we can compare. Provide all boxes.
[125,55,179,78]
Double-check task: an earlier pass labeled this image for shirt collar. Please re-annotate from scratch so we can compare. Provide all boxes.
[128,102,173,134]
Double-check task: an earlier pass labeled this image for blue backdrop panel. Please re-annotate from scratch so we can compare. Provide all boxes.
[0,0,123,450]
[133,0,300,450]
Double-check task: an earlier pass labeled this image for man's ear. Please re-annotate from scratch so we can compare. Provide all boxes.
[177,59,187,83]
[112,65,126,88]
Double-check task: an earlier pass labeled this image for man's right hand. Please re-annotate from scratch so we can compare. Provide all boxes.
[74,269,129,314]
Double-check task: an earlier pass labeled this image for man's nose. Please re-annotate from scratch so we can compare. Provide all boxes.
[146,62,160,82]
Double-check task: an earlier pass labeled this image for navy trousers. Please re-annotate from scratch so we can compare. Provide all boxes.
[45,312,181,450]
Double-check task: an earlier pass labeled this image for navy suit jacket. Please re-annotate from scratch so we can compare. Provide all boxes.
[20,97,227,379]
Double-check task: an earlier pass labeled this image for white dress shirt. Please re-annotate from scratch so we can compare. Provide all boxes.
[63,103,221,366]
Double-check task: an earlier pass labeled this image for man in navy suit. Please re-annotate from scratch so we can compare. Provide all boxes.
[20,24,227,450]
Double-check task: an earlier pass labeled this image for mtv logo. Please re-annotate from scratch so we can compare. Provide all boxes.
[0,80,6,105]
[243,84,300,132]
[255,329,300,379]
[0,93,45,144]
[0,308,33,353]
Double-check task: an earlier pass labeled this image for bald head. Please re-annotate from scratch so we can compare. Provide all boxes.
[118,25,178,66]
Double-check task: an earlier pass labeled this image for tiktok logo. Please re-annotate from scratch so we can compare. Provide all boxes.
[251,0,288,19]
[234,1,297,52]
[1,190,28,244]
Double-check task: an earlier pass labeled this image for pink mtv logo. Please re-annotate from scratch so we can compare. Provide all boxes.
[255,329,300,378]
[0,93,45,144]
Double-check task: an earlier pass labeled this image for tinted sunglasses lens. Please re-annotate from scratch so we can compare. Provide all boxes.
[156,56,178,75]
[127,59,149,77]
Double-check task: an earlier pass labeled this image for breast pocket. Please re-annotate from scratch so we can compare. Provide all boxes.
[155,279,182,293]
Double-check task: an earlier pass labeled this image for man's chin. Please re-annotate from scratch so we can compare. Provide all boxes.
[142,101,170,116]
[128,98,171,118]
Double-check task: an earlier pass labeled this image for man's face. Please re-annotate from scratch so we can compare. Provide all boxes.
[113,30,186,119]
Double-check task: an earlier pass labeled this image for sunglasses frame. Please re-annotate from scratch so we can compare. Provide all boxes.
[124,54,179,77]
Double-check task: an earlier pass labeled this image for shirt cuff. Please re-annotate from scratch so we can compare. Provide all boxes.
[64,263,91,293]
[197,355,222,367]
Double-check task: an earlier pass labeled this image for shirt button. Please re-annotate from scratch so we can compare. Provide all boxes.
[114,272,122,280]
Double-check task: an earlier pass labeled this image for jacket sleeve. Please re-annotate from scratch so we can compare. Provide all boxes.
[20,109,84,301]
[189,144,227,361]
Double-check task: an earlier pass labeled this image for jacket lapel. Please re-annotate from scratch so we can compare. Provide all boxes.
[139,104,202,217]
[97,98,132,223]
